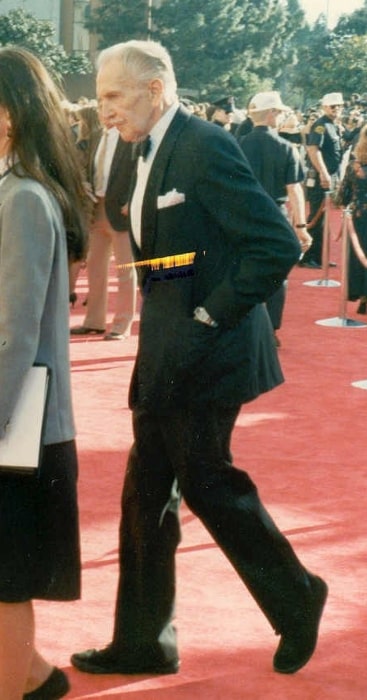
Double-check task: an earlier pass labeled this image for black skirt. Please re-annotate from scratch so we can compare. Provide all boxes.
[0,440,81,602]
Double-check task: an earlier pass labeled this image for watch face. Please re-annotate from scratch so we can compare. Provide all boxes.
[195,307,208,322]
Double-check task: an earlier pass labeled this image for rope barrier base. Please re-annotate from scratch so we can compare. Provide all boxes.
[304,279,340,287]
[315,316,367,327]
[351,379,367,389]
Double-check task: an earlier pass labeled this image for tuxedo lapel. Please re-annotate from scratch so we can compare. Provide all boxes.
[108,137,134,185]
[140,107,190,260]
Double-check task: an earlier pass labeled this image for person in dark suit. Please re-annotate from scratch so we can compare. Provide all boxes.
[71,40,327,678]
[208,95,235,131]
[238,91,312,346]
[70,121,137,340]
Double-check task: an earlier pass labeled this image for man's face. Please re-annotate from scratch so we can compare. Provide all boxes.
[96,58,162,142]
[323,104,343,121]
[269,109,284,128]
[214,108,232,125]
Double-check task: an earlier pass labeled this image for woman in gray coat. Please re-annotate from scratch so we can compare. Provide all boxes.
[0,47,87,699]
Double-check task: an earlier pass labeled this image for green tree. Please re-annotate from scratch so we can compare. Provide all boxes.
[284,0,367,108]
[286,17,332,107]
[154,0,247,99]
[154,0,295,102]
[334,0,367,36]
[85,0,149,47]
[86,0,300,104]
[0,9,91,81]
[307,33,367,98]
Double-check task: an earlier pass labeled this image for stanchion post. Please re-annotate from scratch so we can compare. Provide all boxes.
[303,190,340,288]
[321,190,331,281]
[338,208,350,321]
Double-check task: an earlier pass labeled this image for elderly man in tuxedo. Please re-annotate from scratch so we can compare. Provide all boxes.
[71,40,327,677]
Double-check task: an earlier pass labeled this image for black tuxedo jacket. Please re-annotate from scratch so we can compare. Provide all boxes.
[128,107,301,411]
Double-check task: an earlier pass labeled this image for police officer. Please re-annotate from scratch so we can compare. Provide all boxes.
[238,90,312,345]
[209,96,235,130]
[301,92,343,268]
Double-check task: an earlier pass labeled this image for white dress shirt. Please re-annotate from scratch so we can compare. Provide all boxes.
[130,102,179,249]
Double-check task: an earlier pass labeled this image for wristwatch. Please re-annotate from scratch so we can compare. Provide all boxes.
[193,306,218,328]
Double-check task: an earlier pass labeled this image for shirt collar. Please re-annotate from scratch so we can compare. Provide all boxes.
[146,102,180,161]
[0,154,13,177]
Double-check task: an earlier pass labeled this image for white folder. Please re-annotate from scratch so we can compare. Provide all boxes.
[0,365,50,475]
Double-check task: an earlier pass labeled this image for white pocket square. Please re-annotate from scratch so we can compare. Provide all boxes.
[157,189,186,209]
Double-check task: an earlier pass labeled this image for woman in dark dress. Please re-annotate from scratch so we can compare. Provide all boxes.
[338,124,367,313]
[0,48,87,699]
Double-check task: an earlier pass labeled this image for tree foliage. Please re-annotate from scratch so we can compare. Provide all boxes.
[0,9,91,81]
[85,0,367,108]
[88,0,300,103]
[154,0,250,99]
[85,0,149,46]
[333,0,367,37]
[288,3,367,107]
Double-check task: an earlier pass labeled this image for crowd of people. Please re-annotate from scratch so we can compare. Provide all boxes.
[63,84,367,344]
[1,37,366,700]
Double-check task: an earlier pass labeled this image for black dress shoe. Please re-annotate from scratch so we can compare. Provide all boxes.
[24,667,69,699]
[70,644,180,675]
[273,575,328,674]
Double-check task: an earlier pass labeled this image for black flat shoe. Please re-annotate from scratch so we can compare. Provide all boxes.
[104,332,128,341]
[273,575,328,674]
[24,667,69,699]
[70,326,105,335]
[298,259,321,269]
[69,292,77,307]
[70,644,179,675]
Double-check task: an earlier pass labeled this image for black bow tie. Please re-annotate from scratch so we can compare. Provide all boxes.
[137,135,152,161]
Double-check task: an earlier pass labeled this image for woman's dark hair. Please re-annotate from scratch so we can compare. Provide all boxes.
[0,46,87,260]
[76,103,100,146]
[354,124,367,165]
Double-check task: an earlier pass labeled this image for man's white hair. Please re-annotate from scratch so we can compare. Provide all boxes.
[97,40,178,102]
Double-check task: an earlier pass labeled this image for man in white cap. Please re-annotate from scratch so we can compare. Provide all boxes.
[238,91,312,345]
[301,92,344,268]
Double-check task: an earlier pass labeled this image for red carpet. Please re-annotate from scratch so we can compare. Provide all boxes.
[34,214,367,698]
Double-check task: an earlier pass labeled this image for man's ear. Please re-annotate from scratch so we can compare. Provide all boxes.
[148,79,164,104]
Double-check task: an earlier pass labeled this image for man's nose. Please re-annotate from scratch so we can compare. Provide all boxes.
[99,101,113,120]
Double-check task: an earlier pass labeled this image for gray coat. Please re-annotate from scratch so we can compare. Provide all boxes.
[0,171,75,443]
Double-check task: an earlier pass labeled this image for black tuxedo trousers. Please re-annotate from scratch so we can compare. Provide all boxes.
[111,402,313,664]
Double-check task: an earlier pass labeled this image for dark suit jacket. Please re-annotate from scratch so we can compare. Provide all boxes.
[88,129,137,231]
[128,107,301,411]
[239,125,304,203]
